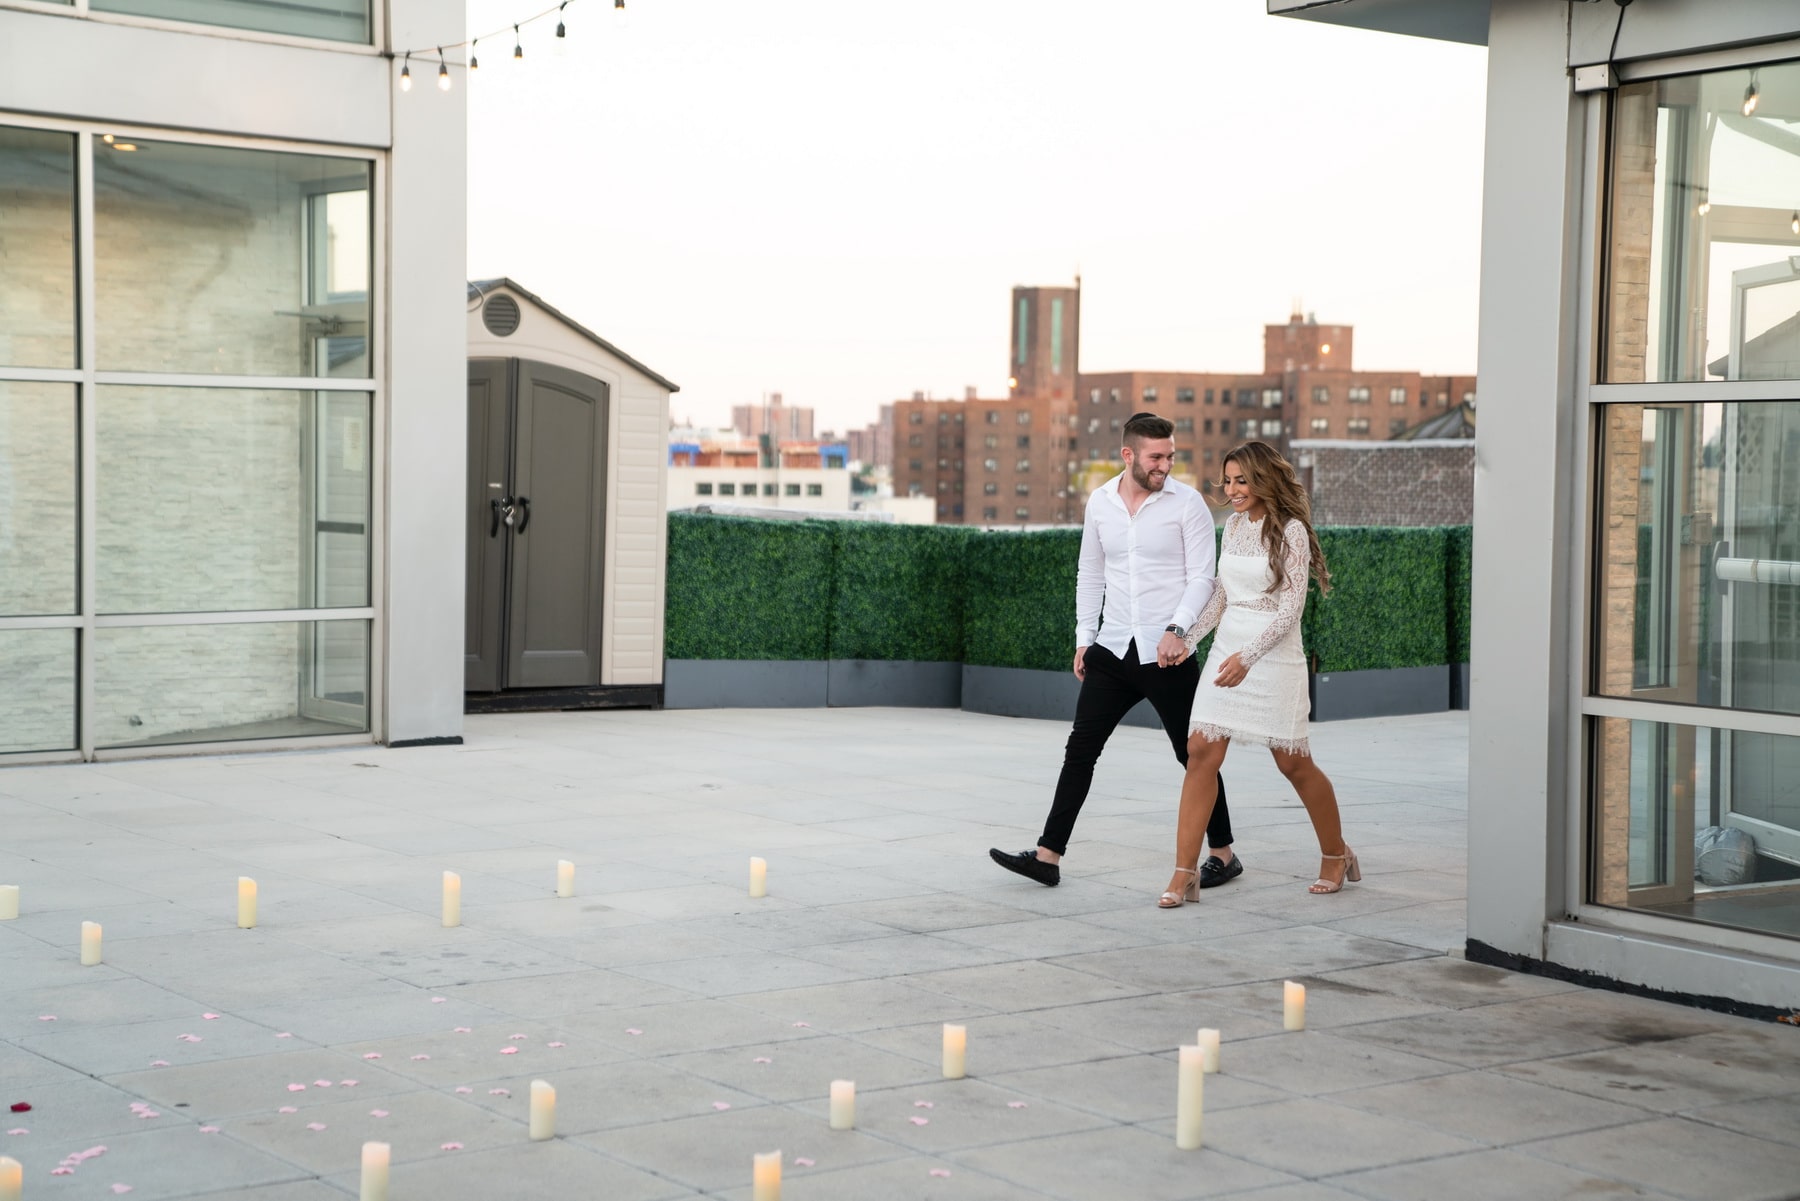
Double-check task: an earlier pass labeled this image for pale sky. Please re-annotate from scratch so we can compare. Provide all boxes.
[465,0,1489,433]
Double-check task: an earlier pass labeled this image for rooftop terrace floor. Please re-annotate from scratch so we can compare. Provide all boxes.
[2,707,1797,1200]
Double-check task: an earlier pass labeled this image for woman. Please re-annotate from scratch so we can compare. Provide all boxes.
[1158,441,1355,907]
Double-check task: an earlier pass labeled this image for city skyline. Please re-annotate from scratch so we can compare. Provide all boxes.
[466,0,1489,432]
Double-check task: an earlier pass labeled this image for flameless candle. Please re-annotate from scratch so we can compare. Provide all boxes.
[529,1079,556,1140]
[0,1155,20,1201]
[828,1079,855,1130]
[556,859,574,898]
[80,920,102,966]
[442,871,462,928]
[360,1141,390,1201]
[1283,980,1306,1031]
[749,857,767,898]
[942,1023,967,1079]
[752,1150,781,1201]
[1175,1044,1205,1150]
[237,876,258,929]
[0,884,18,921]
[1197,1027,1220,1073]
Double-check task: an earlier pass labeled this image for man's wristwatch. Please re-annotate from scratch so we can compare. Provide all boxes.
[1165,624,1186,639]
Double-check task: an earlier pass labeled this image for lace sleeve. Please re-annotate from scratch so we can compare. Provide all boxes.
[1183,582,1226,652]
[1237,519,1309,668]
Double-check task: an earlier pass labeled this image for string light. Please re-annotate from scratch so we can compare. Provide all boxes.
[391,0,632,92]
[470,38,479,71]
[514,23,523,59]
[1792,211,1799,236]
[1696,188,1710,216]
[400,52,412,91]
[438,47,451,90]
[557,2,568,39]
[1742,71,1759,117]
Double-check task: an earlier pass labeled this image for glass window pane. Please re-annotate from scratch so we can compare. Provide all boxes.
[1592,716,1800,943]
[97,387,371,615]
[1604,59,1800,382]
[95,619,368,748]
[1597,401,1800,718]
[0,382,78,616]
[0,126,77,368]
[0,629,76,754]
[89,0,369,44]
[96,141,372,378]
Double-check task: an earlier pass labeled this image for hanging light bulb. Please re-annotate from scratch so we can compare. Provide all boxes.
[615,0,626,12]
[437,47,451,90]
[1697,189,1711,216]
[1742,73,1759,117]
[1791,211,1799,236]
[553,2,569,56]
[514,23,523,60]
[399,52,412,92]
[557,1,568,38]
[470,38,479,71]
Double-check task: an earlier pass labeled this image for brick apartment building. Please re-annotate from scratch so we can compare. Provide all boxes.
[892,285,1476,523]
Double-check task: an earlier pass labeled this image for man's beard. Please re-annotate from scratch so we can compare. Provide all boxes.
[1130,461,1167,491]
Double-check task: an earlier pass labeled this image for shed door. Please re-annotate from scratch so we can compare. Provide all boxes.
[506,361,609,688]
[464,358,511,691]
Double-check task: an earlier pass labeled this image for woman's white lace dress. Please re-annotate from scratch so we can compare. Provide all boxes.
[1185,513,1312,754]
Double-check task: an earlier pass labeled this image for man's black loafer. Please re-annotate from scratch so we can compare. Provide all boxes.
[1198,854,1243,889]
[989,847,1060,887]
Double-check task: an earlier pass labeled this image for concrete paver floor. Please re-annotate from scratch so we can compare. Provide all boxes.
[1,708,1797,1200]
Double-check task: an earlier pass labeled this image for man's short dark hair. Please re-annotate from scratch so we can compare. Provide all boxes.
[1123,412,1173,441]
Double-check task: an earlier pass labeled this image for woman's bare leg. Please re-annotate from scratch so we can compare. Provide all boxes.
[1167,733,1230,897]
[1270,747,1349,887]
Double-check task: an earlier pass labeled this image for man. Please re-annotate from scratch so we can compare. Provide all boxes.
[989,412,1241,890]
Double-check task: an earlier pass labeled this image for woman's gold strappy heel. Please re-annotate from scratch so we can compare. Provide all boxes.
[1309,848,1360,894]
[1159,866,1200,908]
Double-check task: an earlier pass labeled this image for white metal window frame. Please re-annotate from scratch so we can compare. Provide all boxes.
[0,113,388,764]
[0,0,385,54]
[1566,51,1800,965]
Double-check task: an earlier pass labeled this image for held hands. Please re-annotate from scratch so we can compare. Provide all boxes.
[1155,631,1189,668]
[1213,652,1249,688]
[1073,645,1088,681]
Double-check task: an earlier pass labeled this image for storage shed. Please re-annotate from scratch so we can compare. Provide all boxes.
[465,279,676,710]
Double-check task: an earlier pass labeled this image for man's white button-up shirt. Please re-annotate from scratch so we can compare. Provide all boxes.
[1073,474,1217,658]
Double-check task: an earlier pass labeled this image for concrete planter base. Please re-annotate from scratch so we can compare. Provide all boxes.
[959,665,1162,729]
[1312,665,1449,721]
[664,660,961,710]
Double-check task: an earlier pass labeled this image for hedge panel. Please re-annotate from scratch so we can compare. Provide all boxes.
[1308,526,1450,673]
[959,529,1082,673]
[830,522,978,661]
[664,513,837,660]
[1446,524,1473,665]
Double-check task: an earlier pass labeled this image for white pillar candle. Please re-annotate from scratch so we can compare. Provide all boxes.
[1197,1027,1220,1073]
[556,859,574,898]
[442,871,462,928]
[828,1079,855,1130]
[0,884,18,921]
[237,877,258,929]
[529,1079,556,1141]
[748,857,767,898]
[0,1155,21,1201]
[942,1023,967,1079]
[751,1150,781,1201]
[1283,980,1306,1031]
[80,920,103,966]
[359,1141,390,1201]
[1175,1044,1205,1150]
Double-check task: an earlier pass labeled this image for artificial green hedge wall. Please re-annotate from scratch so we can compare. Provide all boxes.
[665,514,1474,673]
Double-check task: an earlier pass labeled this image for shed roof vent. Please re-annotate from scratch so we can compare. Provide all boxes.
[482,293,521,337]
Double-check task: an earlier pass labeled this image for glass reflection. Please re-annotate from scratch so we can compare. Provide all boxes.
[1605,59,1800,382]
[0,382,78,616]
[95,140,371,378]
[90,0,369,45]
[0,126,77,368]
[0,630,76,754]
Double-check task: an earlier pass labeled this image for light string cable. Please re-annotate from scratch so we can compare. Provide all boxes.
[389,0,627,87]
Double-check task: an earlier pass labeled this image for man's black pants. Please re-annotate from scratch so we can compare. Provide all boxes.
[1038,639,1233,857]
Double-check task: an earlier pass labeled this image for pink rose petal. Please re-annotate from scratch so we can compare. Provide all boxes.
[499,1046,519,1055]
[362,1053,382,1060]
[278,1107,297,1115]
[508,1033,528,1041]
[198,1126,220,1134]
[752,1057,772,1064]
[149,1061,169,1068]
[913,1101,935,1109]
[791,1021,810,1028]
[5,1129,26,1136]
[711,1102,731,1111]
[51,1167,73,1176]
[313,1080,333,1088]
[793,1157,815,1167]
[410,1055,430,1061]
[930,1169,952,1178]
[624,1028,642,1036]
[339,1081,358,1088]
[274,1032,293,1039]
[430,997,447,1004]
[305,1122,327,1132]
[202,1013,220,1020]
[369,1109,389,1118]
[286,1084,307,1092]
[546,1041,566,1048]
[909,1116,930,1126]
[135,1110,159,1120]
[454,1087,473,1095]
[111,1184,134,1194]
[1007,1101,1028,1109]
[487,1089,509,1097]
[439,1142,462,1151]
[453,1027,472,1034]
[38,1015,56,1022]
[176,1034,202,1043]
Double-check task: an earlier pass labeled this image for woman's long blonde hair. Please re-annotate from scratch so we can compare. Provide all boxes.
[1221,440,1331,597]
